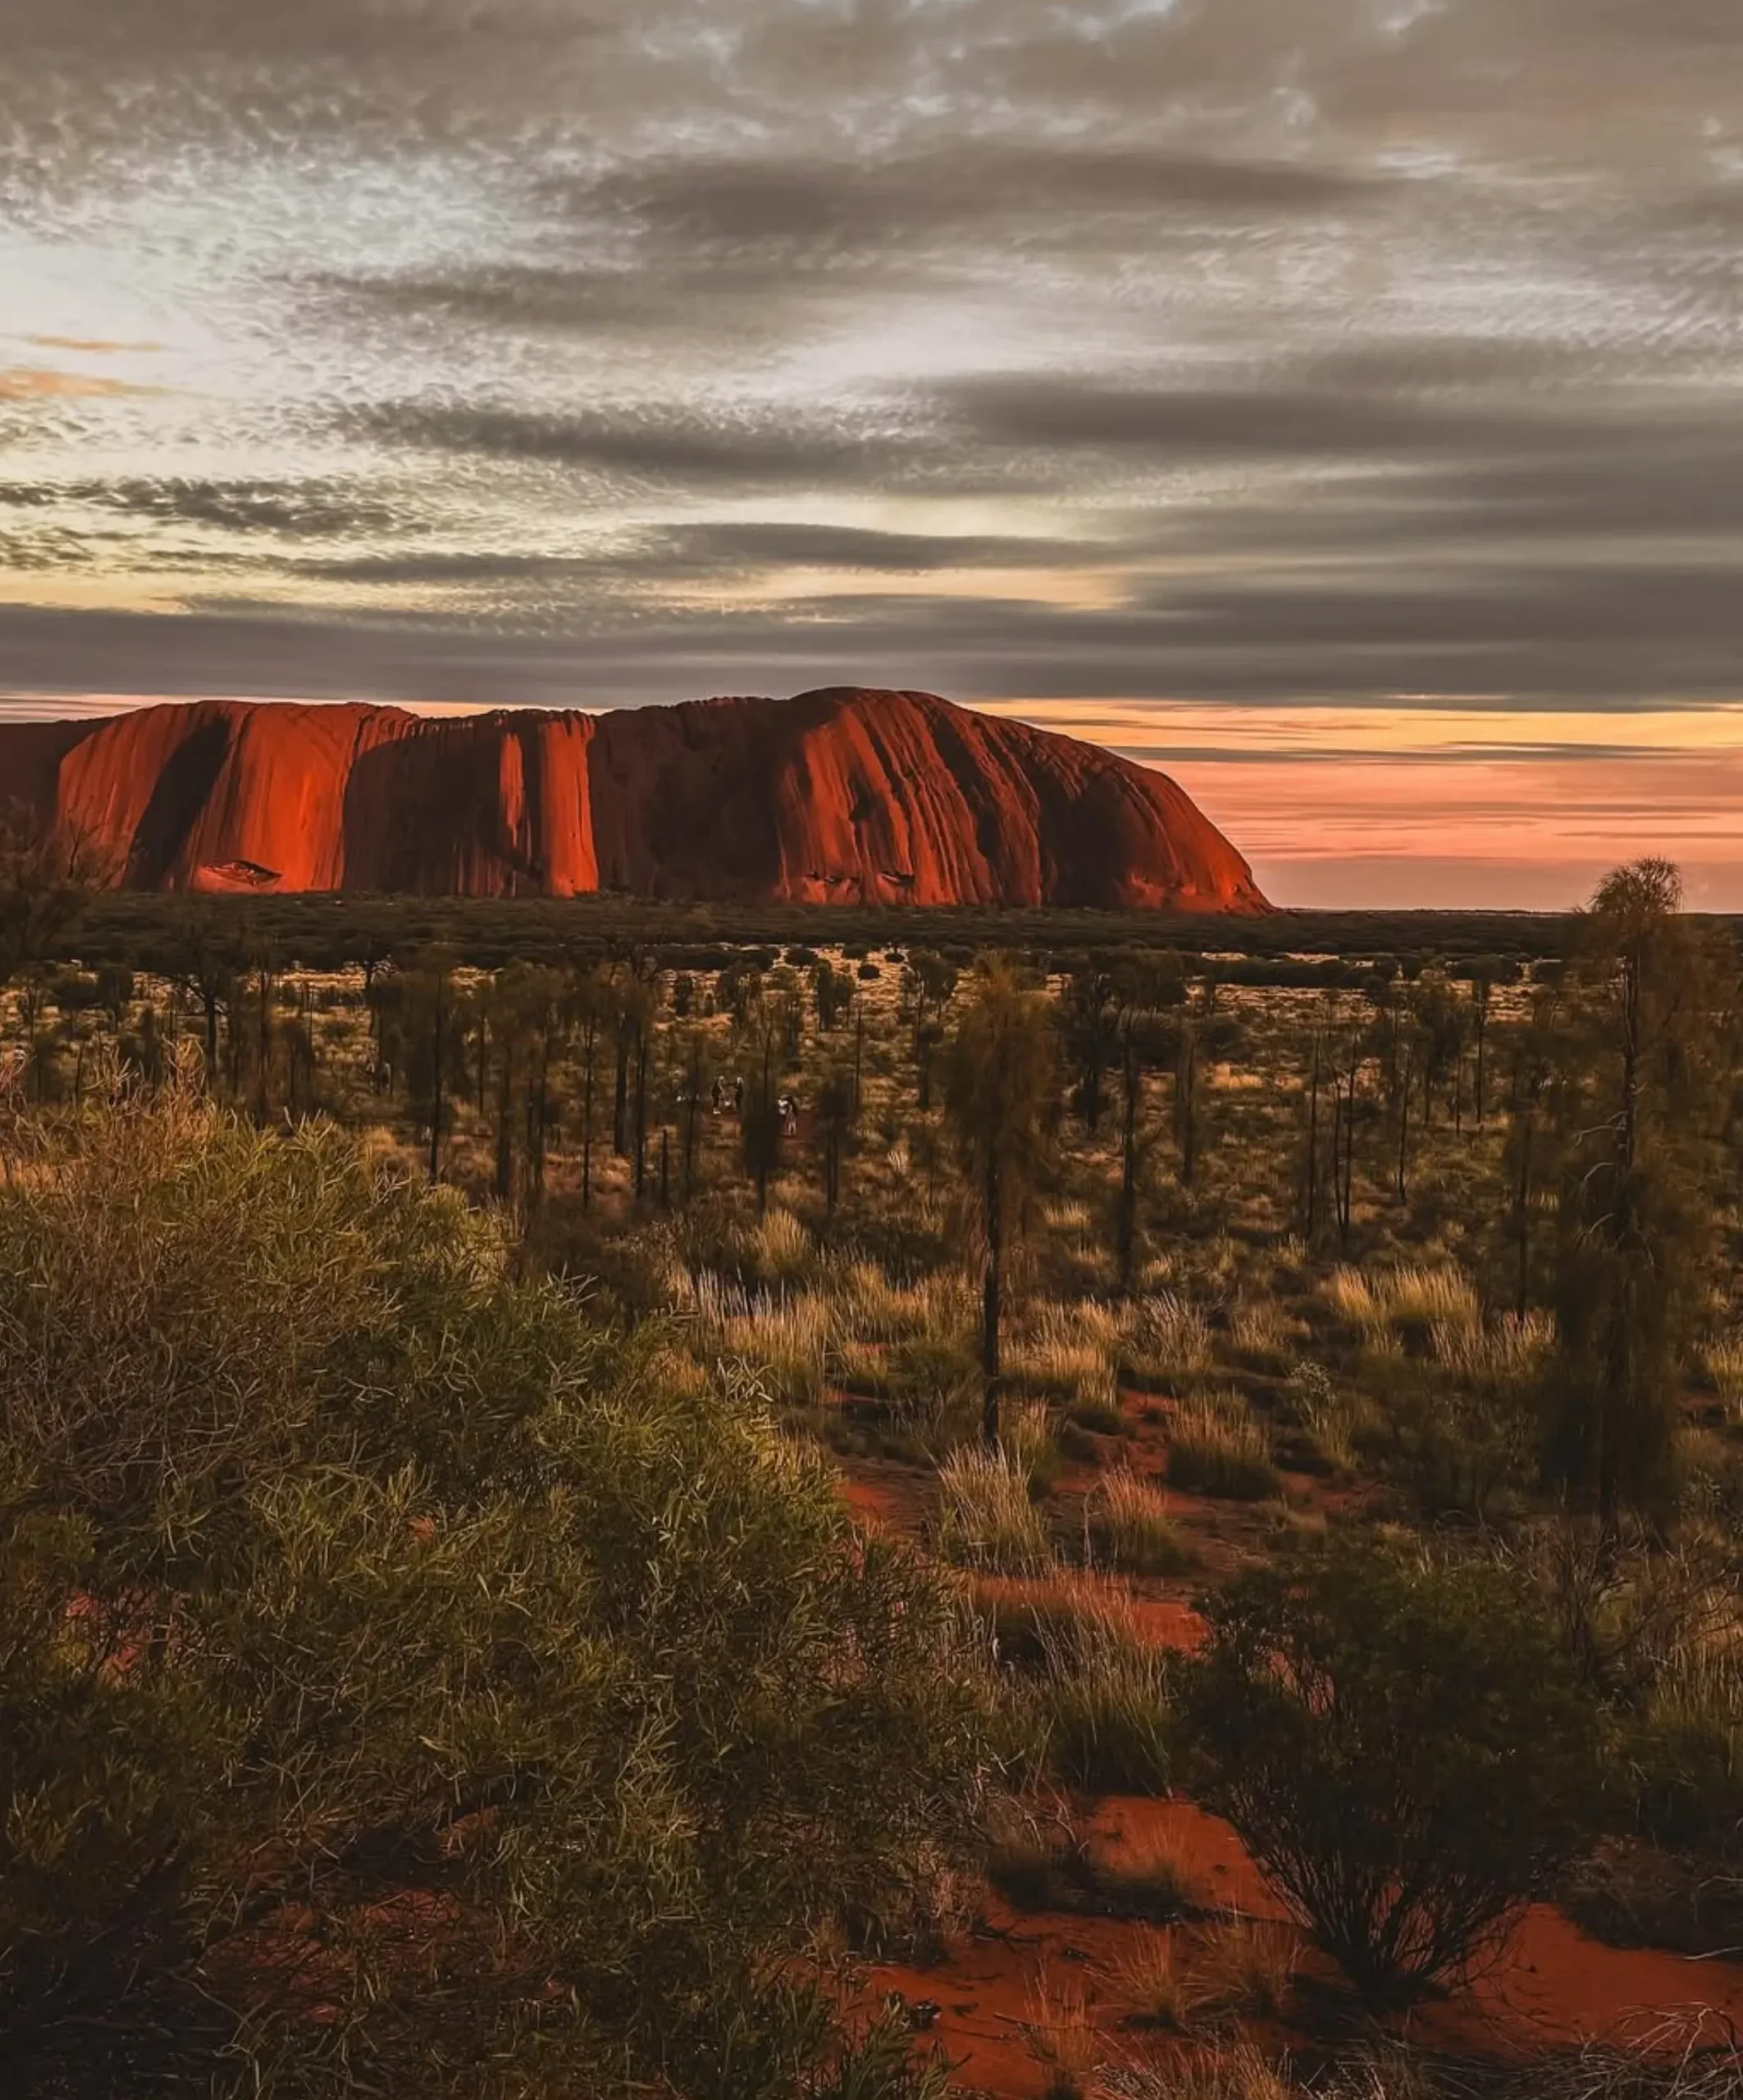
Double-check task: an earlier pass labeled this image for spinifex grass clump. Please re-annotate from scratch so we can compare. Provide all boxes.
[1166,1391,1282,1501]
[0,1089,1002,2100]
[1027,1581,1174,1794]
[1006,1398,1065,1493]
[936,1445,1054,1572]
[1083,1466,1192,1575]
[1129,1290,1215,1382]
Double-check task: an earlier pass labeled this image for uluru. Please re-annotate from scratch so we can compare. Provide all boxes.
[2,687,1266,911]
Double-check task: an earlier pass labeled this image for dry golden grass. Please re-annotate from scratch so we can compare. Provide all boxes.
[937,1446,1053,1573]
[748,1203,812,1283]
[1326,1263,1479,1340]
[1193,1920,1302,2021]
[1112,2040,1295,2099]
[1430,1308,1553,1381]
[1014,1302,1123,1410]
[1704,1335,1743,1420]
[1116,1927,1217,2032]
[1007,1399,1064,1490]
[1132,1292,1215,1377]
[1166,1393,1280,1501]
[1084,1467,1190,1575]
[1024,1970,1106,2098]
[1227,1299,1293,1360]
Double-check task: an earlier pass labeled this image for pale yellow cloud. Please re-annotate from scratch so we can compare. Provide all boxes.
[24,335,166,355]
[0,366,162,401]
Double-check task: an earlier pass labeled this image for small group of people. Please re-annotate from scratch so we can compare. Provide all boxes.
[703,1073,798,1136]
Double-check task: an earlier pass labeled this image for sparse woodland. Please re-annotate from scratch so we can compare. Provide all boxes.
[2,850,1742,2099]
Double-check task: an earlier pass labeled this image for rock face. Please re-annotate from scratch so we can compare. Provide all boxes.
[4,687,1266,911]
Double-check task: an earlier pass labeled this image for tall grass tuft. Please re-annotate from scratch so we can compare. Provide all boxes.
[1084,1467,1192,1575]
[1132,1292,1215,1378]
[936,1447,1053,1573]
[1030,1593,1174,1795]
[1166,1392,1281,1501]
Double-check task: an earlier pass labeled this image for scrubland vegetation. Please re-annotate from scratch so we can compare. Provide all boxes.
[3,833,1743,2097]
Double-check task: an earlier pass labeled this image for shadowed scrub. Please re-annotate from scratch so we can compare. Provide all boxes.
[0,1088,1003,2099]
[1176,1535,1604,2009]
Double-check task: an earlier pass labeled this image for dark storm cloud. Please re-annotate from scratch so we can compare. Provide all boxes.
[328,137,1388,342]
[0,477,405,539]
[355,400,927,492]
[305,523,1097,587]
[575,141,1389,252]
[7,543,1743,714]
[938,378,1526,462]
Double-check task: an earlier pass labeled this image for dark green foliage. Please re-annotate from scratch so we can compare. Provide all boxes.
[942,961,1059,1444]
[1536,861,1737,1522]
[0,819,103,988]
[0,1093,1002,2098]
[1177,1534,1604,2006]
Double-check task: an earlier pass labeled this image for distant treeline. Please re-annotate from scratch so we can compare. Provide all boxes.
[48,893,1603,984]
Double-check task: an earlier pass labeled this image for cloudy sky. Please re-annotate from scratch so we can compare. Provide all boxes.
[2,0,1741,906]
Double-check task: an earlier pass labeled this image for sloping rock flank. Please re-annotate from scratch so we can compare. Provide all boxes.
[5,687,1266,910]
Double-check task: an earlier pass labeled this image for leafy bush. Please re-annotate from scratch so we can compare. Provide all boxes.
[1176,1534,1604,2006]
[0,1091,1002,2098]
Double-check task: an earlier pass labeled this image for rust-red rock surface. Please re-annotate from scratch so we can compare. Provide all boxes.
[4,687,1266,909]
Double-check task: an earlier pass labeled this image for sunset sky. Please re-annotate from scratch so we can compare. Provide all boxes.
[3,2,1741,908]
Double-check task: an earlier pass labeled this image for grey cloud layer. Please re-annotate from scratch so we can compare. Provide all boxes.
[1,0,1739,710]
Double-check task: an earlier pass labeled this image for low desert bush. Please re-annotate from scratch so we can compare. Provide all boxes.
[1024,1970,1102,2100]
[1622,1640,1743,1863]
[989,1821,1197,1924]
[1176,1533,1604,2006]
[1194,1919,1302,2021]
[1311,2028,1743,2098]
[1704,1335,1743,1424]
[714,1285,832,1405]
[1227,1297,1293,1366]
[1166,1392,1281,1501]
[1116,1920,1300,2034]
[1430,1308,1553,1384]
[1011,1303,1120,1413]
[0,1090,1002,2098]
[1326,1266,1479,1349]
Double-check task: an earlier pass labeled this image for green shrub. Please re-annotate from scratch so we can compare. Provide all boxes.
[1176,1533,1604,2006]
[0,1092,1002,2098]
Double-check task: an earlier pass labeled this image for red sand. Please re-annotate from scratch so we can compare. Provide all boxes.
[871,1791,1743,2097]
[834,1422,1743,2094]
